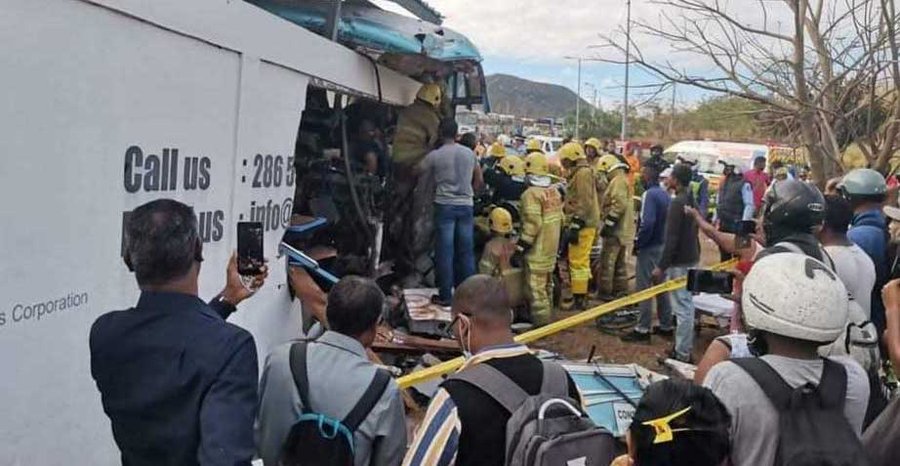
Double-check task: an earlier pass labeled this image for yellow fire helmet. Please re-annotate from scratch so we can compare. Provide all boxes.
[596,154,629,173]
[488,141,507,158]
[584,137,603,153]
[498,155,526,177]
[524,152,550,176]
[416,83,442,107]
[489,207,514,234]
[558,142,587,162]
[525,138,542,152]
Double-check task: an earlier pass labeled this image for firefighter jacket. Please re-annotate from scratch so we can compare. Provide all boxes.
[593,160,610,214]
[479,236,517,277]
[520,185,563,272]
[564,163,601,228]
[392,100,440,168]
[601,169,636,241]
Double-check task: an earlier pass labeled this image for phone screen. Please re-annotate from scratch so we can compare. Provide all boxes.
[734,220,756,250]
[687,269,734,294]
[237,222,264,275]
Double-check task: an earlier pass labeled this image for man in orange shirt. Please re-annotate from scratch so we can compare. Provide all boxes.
[623,142,642,195]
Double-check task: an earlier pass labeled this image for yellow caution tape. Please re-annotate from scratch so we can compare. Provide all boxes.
[396,259,738,389]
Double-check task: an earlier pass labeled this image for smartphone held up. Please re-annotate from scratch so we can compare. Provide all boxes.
[237,222,264,276]
[686,269,734,294]
[733,220,756,251]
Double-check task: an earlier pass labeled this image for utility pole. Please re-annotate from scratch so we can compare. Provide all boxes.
[576,57,582,140]
[621,0,632,143]
[668,83,676,136]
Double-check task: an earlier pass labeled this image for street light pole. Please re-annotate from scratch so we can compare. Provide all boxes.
[621,0,632,142]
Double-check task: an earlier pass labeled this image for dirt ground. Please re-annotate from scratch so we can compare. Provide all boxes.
[531,236,726,370]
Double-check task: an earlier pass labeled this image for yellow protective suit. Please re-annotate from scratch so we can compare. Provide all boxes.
[565,162,601,295]
[479,236,525,307]
[520,184,563,325]
[598,168,635,298]
[388,99,441,281]
[392,100,441,167]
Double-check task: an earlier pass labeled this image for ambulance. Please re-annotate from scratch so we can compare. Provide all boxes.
[0,0,485,463]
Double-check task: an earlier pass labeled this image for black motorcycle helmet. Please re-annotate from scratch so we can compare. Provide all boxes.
[761,179,825,243]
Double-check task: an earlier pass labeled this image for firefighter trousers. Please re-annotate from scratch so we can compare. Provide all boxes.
[598,236,629,297]
[568,227,597,295]
[526,267,554,327]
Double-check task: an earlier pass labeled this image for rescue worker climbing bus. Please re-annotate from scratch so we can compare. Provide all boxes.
[389,83,444,286]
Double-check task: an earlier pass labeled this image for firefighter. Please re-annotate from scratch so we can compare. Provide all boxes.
[388,83,442,284]
[482,142,507,192]
[584,138,603,163]
[480,207,525,307]
[597,154,635,300]
[525,138,543,155]
[392,83,442,167]
[519,152,563,326]
[482,141,506,170]
[492,155,527,204]
[559,142,601,310]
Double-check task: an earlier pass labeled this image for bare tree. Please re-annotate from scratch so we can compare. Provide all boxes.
[594,0,900,185]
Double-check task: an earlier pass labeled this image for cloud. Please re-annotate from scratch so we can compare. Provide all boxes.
[428,0,630,63]
[374,0,824,104]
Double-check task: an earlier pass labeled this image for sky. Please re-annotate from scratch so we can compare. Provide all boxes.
[374,0,717,109]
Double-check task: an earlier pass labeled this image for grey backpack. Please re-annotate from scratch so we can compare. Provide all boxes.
[448,361,616,466]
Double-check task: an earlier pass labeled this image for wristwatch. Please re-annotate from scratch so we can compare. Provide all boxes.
[212,293,238,318]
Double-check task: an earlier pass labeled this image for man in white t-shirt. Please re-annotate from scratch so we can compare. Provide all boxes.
[819,195,877,318]
[704,253,869,466]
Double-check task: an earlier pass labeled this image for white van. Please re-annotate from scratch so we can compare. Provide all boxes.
[664,140,769,174]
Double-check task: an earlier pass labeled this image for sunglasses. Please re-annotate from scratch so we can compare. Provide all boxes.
[440,312,473,339]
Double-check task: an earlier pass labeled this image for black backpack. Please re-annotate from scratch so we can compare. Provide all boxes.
[731,357,870,466]
[278,342,391,466]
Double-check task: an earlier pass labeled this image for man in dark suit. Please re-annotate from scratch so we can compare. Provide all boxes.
[90,199,268,466]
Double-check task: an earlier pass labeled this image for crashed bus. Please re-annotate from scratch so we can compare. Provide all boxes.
[0,0,487,462]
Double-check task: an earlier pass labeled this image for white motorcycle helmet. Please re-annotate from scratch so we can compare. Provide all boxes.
[742,253,849,343]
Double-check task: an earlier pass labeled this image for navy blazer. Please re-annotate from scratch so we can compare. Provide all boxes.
[90,291,258,466]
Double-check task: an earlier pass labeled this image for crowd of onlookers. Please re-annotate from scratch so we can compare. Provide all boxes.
[88,132,900,465]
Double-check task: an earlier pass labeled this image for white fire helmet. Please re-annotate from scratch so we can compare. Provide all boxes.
[742,253,849,343]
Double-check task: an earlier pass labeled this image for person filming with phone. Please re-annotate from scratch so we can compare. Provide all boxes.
[90,199,269,466]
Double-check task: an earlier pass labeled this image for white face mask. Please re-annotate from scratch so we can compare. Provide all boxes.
[457,314,474,359]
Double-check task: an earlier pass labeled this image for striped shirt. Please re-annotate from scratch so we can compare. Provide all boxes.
[403,344,532,466]
[404,344,581,466]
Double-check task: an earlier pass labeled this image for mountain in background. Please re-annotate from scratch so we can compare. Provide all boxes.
[486,73,593,119]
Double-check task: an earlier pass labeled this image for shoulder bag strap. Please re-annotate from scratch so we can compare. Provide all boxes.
[448,363,530,414]
[817,358,848,409]
[540,361,570,398]
[731,357,794,410]
[342,369,392,432]
[289,342,312,413]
